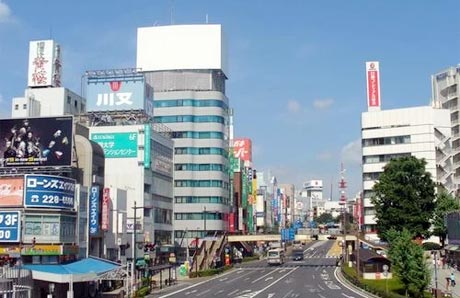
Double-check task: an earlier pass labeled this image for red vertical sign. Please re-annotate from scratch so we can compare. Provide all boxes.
[366,61,380,108]
[101,188,110,231]
[228,213,235,233]
[233,138,252,162]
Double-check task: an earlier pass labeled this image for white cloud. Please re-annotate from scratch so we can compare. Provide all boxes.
[0,1,12,23]
[313,98,334,110]
[341,139,362,165]
[287,100,302,113]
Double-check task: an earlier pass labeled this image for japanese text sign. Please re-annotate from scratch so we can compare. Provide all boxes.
[90,132,138,158]
[233,138,252,162]
[89,186,100,235]
[0,211,21,242]
[24,175,75,209]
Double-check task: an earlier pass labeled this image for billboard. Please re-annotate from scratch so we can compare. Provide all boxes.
[101,188,110,231]
[0,177,24,207]
[89,186,100,235]
[0,211,21,242]
[0,116,73,168]
[366,61,381,109]
[28,40,61,87]
[24,175,76,210]
[90,132,138,158]
[86,75,153,114]
[233,138,252,162]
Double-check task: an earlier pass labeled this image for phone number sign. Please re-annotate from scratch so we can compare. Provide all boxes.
[0,211,21,242]
[24,175,76,210]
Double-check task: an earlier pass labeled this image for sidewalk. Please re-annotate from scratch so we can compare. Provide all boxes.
[430,260,460,298]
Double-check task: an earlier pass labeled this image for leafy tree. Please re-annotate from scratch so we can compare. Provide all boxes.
[313,212,334,224]
[432,190,460,247]
[386,229,431,297]
[372,156,436,241]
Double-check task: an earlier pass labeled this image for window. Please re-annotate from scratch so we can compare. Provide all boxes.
[362,135,410,147]
[14,104,19,110]
[67,96,71,104]
[23,104,27,109]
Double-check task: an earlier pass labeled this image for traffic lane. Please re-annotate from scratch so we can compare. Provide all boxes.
[303,241,334,258]
[158,266,298,298]
[259,267,367,298]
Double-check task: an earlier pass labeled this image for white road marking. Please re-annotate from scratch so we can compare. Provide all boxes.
[185,289,197,295]
[318,294,327,298]
[281,289,293,298]
[317,284,325,291]
[267,294,275,298]
[250,268,298,297]
[265,276,274,281]
[252,269,278,284]
[228,289,240,296]
[341,294,355,298]
[219,277,228,281]
[196,289,211,296]
[214,290,224,296]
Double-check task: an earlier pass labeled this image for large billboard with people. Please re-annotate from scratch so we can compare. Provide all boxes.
[0,116,73,168]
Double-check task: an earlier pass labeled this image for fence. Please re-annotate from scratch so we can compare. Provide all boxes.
[0,267,33,298]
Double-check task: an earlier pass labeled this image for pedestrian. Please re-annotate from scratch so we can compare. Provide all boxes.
[451,272,456,287]
[446,276,451,289]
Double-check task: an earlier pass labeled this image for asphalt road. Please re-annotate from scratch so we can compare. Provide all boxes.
[155,241,367,298]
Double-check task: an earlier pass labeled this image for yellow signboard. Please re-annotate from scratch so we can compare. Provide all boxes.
[22,245,62,256]
[0,246,20,255]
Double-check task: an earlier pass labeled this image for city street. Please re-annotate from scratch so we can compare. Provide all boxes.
[154,241,367,298]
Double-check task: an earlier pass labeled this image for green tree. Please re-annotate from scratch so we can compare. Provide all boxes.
[313,212,334,224]
[386,229,431,297]
[372,156,436,240]
[432,190,460,247]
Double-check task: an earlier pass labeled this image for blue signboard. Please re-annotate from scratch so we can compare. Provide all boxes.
[86,75,151,113]
[0,211,21,242]
[281,228,295,242]
[89,186,100,235]
[24,175,76,209]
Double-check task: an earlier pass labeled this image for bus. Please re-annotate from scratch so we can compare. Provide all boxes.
[267,248,285,265]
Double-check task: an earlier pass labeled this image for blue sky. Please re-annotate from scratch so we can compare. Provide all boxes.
[0,0,459,198]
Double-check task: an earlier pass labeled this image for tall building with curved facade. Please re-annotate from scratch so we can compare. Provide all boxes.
[137,24,230,244]
[432,66,460,194]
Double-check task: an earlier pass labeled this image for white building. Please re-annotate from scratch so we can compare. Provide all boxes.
[299,180,324,220]
[361,106,452,239]
[137,24,230,243]
[432,66,460,193]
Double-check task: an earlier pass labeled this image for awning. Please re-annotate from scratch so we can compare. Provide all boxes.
[445,245,460,251]
[23,257,121,283]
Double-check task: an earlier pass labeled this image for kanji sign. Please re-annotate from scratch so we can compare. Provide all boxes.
[90,132,138,158]
[24,175,75,209]
[366,61,381,108]
[101,188,110,231]
[233,138,252,162]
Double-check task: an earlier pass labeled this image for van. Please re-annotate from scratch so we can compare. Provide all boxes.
[267,248,285,265]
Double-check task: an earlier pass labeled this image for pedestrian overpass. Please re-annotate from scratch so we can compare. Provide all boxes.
[227,234,357,243]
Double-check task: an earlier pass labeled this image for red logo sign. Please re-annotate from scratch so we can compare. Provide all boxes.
[233,138,252,162]
[109,81,122,92]
[367,70,380,107]
[101,188,110,231]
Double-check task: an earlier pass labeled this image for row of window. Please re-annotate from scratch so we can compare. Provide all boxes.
[174,230,208,239]
[154,115,225,124]
[154,99,228,109]
[175,147,227,156]
[363,172,381,181]
[153,208,173,225]
[175,196,226,204]
[174,180,230,189]
[171,131,224,139]
[175,163,227,172]
[362,135,410,147]
[175,213,224,220]
[363,153,411,164]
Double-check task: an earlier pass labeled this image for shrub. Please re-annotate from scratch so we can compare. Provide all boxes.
[135,286,150,297]
[421,242,441,251]
[189,265,233,278]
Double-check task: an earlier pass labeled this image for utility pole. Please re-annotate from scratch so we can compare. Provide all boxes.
[131,201,143,293]
[339,164,347,266]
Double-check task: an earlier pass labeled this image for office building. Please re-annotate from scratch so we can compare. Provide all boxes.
[137,24,230,244]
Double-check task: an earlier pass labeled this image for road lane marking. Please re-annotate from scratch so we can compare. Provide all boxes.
[317,284,325,291]
[196,289,211,296]
[341,294,355,298]
[219,277,228,281]
[318,294,327,298]
[158,268,237,298]
[214,290,224,296]
[251,267,298,297]
[185,289,197,295]
[228,271,257,283]
[228,289,240,296]
[281,289,293,298]
[333,267,369,298]
[252,268,279,284]
[265,277,274,281]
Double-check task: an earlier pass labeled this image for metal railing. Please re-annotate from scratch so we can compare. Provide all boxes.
[0,267,33,298]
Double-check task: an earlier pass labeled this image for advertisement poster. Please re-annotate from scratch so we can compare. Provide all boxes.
[101,188,110,231]
[0,177,24,207]
[90,132,138,158]
[24,175,75,209]
[0,116,73,168]
[86,75,148,112]
[0,211,21,242]
[233,138,252,162]
[89,186,100,235]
